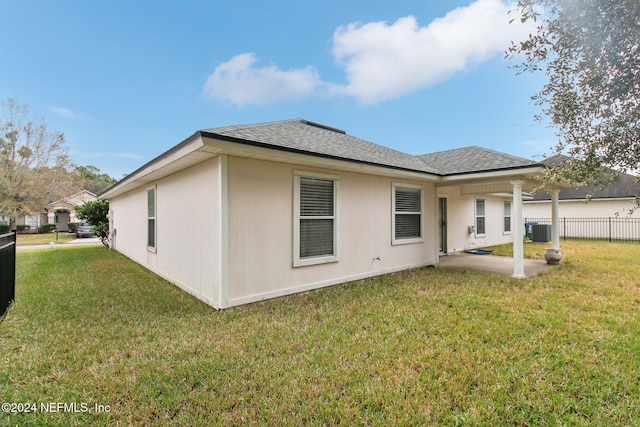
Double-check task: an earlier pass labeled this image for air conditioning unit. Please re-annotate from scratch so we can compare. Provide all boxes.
[531,224,551,242]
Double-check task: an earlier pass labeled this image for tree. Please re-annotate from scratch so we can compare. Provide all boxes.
[507,1,640,188]
[0,99,81,228]
[75,199,109,247]
[75,165,117,195]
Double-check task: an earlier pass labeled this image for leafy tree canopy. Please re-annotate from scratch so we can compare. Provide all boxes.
[0,99,80,226]
[507,0,640,187]
[75,165,117,195]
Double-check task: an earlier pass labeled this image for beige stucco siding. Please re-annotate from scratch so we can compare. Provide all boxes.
[438,187,514,252]
[111,157,221,307]
[226,156,436,306]
[110,191,147,261]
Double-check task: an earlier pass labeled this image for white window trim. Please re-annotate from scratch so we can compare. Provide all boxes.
[392,182,424,245]
[475,198,486,238]
[147,185,157,253]
[503,200,512,235]
[293,170,339,267]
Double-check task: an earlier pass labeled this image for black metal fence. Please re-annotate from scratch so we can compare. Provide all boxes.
[524,217,640,242]
[0,232,16,319]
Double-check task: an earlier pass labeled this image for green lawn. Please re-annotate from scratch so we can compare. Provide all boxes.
[16,232,76,246]
[1,242,639,425]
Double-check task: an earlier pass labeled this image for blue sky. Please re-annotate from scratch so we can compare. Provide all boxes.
[0,0,556,179]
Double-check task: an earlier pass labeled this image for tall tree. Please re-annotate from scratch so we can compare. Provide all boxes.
[75,165,117,195]
[507,0,640,187]
[0,99,80,228]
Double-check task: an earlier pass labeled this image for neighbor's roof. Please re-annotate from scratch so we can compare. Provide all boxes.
[532,155,640,200]
[200,119,541,176]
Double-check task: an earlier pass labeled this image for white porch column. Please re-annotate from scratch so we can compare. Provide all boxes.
[551,189,561,251]
[511,180,525,278]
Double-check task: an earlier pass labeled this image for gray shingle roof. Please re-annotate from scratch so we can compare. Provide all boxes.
[417,146,539,175]
[533,155,640,200]
[201,119,440,174]
[201,119,540,176]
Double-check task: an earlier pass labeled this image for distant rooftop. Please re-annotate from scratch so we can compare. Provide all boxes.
[532,155,640,200]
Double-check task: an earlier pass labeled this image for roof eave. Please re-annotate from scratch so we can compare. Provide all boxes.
[199,131,441,181]
[100,133,210,199]
[437,165,547,186]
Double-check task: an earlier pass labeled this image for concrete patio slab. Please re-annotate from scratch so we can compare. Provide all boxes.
[437,252,552,277]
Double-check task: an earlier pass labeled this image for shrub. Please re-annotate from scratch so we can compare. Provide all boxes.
[0,224,9,233]
[67,222,78,233]
[38,223,57,234]
[16,224,31,233]
[75,200,109,246]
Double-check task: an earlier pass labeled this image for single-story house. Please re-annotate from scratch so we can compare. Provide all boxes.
[1,190,97,232]
[46,190,98,232]
[524,155,640,218]
[102,119,559,309]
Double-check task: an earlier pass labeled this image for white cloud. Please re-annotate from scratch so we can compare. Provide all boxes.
[202,0,534,106]
[202,53,322,107]
[332,0,534,104]
[50,106,92,121]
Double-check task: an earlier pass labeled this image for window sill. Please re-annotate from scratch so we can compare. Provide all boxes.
[294,255,338,267]
[392,237,424,246]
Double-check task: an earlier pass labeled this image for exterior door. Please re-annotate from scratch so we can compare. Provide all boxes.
[55,210,71,232]
[438,197,448,254]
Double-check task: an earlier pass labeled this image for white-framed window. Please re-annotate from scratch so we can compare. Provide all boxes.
[147,186,156,252]
[503,200,512,234]
[475,198,486,237]
[392,183,423,245]
[293,171,338,267]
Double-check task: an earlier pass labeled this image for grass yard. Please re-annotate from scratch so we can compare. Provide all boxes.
[16,232,76,246]
[1,242,639,425]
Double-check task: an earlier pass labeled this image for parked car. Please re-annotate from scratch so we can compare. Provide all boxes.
[76,222,94,238]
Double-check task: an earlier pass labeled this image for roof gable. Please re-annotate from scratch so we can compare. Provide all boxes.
[48,190,97,207]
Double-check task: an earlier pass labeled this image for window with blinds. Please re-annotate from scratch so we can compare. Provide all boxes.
[393,184,423,244]
[476,198,486,236]
[294,172,338,266]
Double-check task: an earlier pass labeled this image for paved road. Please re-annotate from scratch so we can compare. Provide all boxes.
[17,237,102,251]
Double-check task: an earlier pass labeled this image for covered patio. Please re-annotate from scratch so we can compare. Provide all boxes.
[436,175,563,278]
[437,251,552,277]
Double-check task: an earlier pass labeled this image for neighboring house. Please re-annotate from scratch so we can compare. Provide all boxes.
[524,156,640,218]
[102,119,550,309]
[46,190,98,232]
[12,190,97,232]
